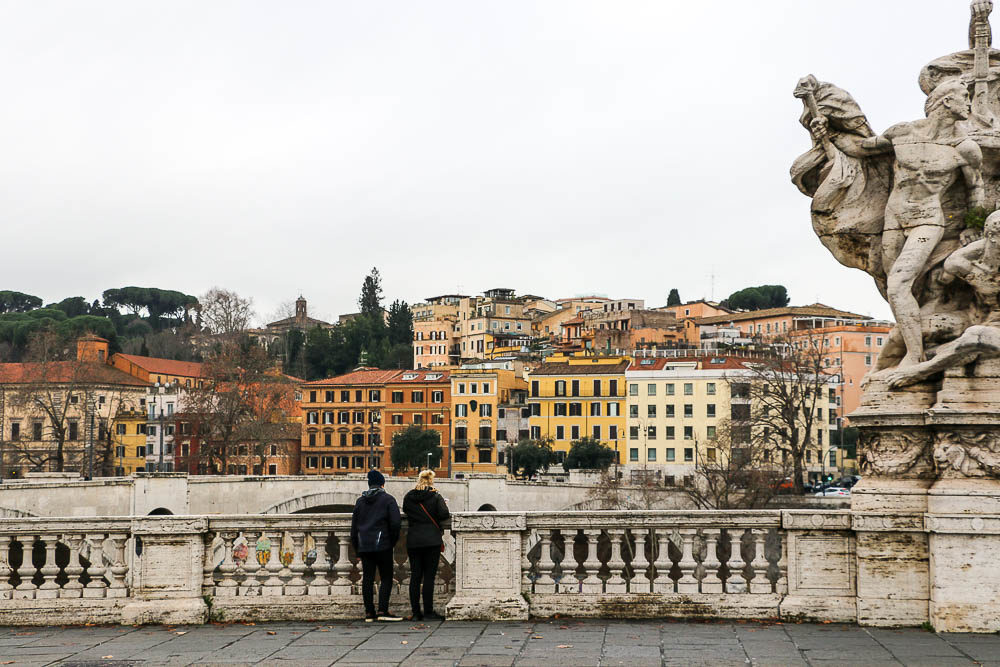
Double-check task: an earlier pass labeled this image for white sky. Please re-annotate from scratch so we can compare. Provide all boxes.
[0,1,977,324]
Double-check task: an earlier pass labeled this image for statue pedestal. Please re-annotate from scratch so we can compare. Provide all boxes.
[851,369,1000,631]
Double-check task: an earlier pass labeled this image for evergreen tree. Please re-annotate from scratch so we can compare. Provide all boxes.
[508,439,556,479]
[358,267,384,316]
[390,426,442,474]
[563,437,617,472]
[667,288,682,307]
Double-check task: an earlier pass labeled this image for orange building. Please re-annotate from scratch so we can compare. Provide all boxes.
[299,368,400,475]
[111,353,206,388]
[383,370,451,476]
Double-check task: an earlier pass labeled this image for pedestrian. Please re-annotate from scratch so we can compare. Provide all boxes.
[350,469,402,622]
[402,469,450,621]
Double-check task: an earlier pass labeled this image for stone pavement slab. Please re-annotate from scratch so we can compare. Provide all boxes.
[12,619,999,665]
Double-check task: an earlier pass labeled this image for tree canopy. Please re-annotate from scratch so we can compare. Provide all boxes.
[390,426,443,474]
[0,291,42,314]
[358,268,383,317]
[508,439,556,479]
[666,288,682,307]
[722,285,789,311]
[563,437,617,472]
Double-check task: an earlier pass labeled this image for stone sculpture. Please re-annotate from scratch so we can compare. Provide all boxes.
[792,1,1000,479]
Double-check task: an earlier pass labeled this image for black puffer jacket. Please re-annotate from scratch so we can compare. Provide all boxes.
[350,487,401,553]
[402,488,450,549]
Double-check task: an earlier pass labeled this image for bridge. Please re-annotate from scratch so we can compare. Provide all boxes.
[0,472,690,517]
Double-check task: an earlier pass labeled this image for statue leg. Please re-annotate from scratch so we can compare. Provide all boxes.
[884,224,945,367]
[884,325,1000,388]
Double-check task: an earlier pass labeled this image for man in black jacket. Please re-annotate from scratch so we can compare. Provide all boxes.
[350,469,402,622]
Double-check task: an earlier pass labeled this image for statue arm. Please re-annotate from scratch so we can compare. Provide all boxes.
[944,241,985,279]
[959,141,986,208]
[860,135,893,154]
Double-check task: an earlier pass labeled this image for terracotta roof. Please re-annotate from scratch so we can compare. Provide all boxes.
[302,368,404,387]
[529,360,630,376]
[627,357,758,372]
[386,370,451,384]
[78,333,109,342]
[693,303,868,326]
[0,362,150,386]
[563,316,585,325]
[115,353,206,378]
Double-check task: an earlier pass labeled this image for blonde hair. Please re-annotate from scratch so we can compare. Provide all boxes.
[415,469,436,491]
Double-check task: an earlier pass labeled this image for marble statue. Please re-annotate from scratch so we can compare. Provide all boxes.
[793,0,1000,387]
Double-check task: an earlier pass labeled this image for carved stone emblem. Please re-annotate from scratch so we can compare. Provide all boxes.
[858,428,934,477]
[934,429,1000,477]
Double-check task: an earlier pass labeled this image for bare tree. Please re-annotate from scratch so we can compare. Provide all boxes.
[729,335,836,494]
[681,419,792,509]
[182,339,296,474]
[198,288,256,337]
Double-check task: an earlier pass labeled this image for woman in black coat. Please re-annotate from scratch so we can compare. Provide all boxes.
[402,469,450,620]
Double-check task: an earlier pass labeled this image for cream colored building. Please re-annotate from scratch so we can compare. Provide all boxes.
[625,357,843,484]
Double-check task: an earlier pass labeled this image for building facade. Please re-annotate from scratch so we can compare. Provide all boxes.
[450,361,526,474]
[526,356,628,463]
[383,369,451,476]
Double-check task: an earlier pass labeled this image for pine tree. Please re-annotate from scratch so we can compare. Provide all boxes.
[667,288,682,306]
[358,268,384,316]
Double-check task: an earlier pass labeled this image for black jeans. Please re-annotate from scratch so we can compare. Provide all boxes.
[359,549,394,616]
[408,545,441,616]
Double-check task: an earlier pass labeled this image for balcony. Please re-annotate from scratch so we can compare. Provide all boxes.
[475,439,494,448]
[453,439,469,448]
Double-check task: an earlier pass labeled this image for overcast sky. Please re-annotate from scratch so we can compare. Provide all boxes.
[0,1,977,324]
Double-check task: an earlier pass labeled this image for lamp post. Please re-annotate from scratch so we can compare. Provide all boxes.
[368,425,378,471]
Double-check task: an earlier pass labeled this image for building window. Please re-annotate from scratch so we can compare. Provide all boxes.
[568,403,582,417]
[33,422,43,440]
[148,425,156,437]
[706,383,716,395]
[454,449,468,463]
[555,381,566,397]
[629,426,639,440]
[589,402,601,417]
[412,391,424,403]
[306,456,318,469]
[684,448,694,462]
[609,380,618,395]
[307,412,318,425]
[593,379,602,396]
[684,383,693,395]
[68,421,79,441]
[137,446,146,457]
[308,432,317,447]
[665,404,675,418]
[630,448,639,462]
[325,390,334,402]
[647,426,657,440]
[707,404,716,418]
[571,380,580,397]
[608,402,620,417]
[629,405,639,418]
[647,383,656,396]
[431,413,444,424]
[684,404,693,418]
[309,391,317,403]
[556,426,565,440]
[865,355,872,365]
[666,448,675,462]
[413,414,423,425]
[666,426,675,440]
[609,425,618,440]
[553,403,567,416]
[629,383,638,396]
[647,448,657,462]
[324,432,332,446]
[531,426,541,440]
[392,391,404,403]
[340,433,348,446]
[9,422,19,441]
[354,411,364,423]
[684,426,693,440]
[531,381,539,397]
[706,425,717,439]
[647,405,656,418]
[592,425,601,439]
[391,414,403,425]
[666,383,675,396]
[480,403,492,417]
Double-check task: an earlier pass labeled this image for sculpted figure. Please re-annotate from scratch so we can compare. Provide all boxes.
[857,80,985,368]
[882,211,1000,388]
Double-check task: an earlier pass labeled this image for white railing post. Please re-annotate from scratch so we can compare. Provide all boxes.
[652,527,674,594]
[581,529,603,594]
[629,529,650,593]
[445,513,528,620]
[676,529,699,594]
[701,528,724,594]
[605,529,627,593]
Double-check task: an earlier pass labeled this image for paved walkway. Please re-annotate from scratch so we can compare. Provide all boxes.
[2,619,999,666]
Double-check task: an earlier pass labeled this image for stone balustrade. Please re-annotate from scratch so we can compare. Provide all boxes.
[0,508,994,630]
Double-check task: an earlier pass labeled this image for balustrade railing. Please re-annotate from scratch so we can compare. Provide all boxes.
[520,512,784,598]
[0,519,132,603]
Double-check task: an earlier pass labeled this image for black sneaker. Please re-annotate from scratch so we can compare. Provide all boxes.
[424,612,444,621]
[377,613,403,622]
[364,613,376,623]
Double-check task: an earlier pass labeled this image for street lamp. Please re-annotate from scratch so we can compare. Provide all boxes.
[426,451,432,471]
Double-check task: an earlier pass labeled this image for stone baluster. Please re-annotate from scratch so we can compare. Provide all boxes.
[581,529,603,594]
[749,529,771,594]
[262,532,284,596]
[36,534,61,599]
[701,528,724,594]
[726,529,747,593]
[216,533,239,596]
[394,543,410,597]
[83,534,108,598]
[555,530,577,594]
[202,532,218,596]
[521,529,534,593]
[239,532,261,597]
[285,531,307,595]
[774,536,788,595]
[13,535,37,599]
[332,533,353,594]
[534,529,557,593]
[605,529,627,593]
[652,527,674,593]
[59,534,85,598]
[629,529,650,593]
[107,533,128,597]
[676,529,699,593]
[0,536,14,600]
[308,530,331,596]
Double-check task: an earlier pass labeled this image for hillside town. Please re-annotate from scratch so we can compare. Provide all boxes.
[0,278,891,490]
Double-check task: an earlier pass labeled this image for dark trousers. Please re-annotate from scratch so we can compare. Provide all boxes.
[408,545,441,615]
[359,549,394,616]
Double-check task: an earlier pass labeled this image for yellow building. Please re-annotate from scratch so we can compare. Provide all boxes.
[526,355,628,464]
[110,408,149,475]
[625,356,847,485]
[450,361,526,474]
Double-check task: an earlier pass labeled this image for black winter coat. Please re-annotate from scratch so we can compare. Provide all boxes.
[350,487,401,553]
[402,488,450,549]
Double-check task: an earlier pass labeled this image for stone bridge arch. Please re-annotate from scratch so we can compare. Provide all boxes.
[262,492,361,515]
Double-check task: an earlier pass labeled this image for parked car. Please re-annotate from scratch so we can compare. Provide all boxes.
[815,487,850,497]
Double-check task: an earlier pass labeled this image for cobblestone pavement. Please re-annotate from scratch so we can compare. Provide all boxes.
[1,619,999,666]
